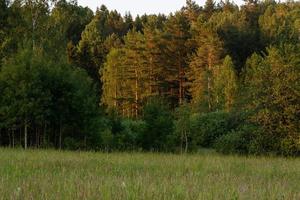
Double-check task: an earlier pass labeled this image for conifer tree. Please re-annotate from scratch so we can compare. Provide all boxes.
[204,0,216,19]
[182,0,202,23]
[143,20,165,97]
[101,48,126,114]
[122,30,147,118]
[163,12,191,105]
[187,22,223,111]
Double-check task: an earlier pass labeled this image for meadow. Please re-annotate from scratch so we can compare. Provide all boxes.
[0,148,299,200]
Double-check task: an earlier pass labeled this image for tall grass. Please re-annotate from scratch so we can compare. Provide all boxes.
[0,148,299,199]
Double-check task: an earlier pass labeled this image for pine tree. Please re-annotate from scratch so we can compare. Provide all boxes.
[204,0,216,19]
[102,30,147,118]
[162,12,191,105]
[259,3,300,45]
[143,21,165,97]
[182,0,202,23]
[187,22,223,111]
[122,30,148,118]
[101,48,126,113]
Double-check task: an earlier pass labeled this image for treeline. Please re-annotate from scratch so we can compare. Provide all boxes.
[0,0,299,156]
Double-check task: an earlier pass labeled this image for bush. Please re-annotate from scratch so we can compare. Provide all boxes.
[189,111,232,148]
[100,118,146,151]
[117,119,146,151]
[100,129,114,151]
[280,136,300,157]
[215,131,248,155]
[141,97,174,151]
[64,137,80,150]
[215,124,265,155]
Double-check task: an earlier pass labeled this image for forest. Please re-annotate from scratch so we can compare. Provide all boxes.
[0,0,299,156]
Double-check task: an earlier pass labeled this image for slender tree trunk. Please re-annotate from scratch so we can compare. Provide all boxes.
[35,127,38,148]
[114,85,117,108]
[179,65,182,105]
[19,128,22,147]
[180,131,183,154]
[207,52,213,111]
[8,130,11,148]
[59,120,62,150]
[24,121,28,150]
[178,63,185,105]
[12,130,15,148]
[150,56,153,95]
[135,67,139,119]
[207,75,212,111]
[84,136,87,150]
[184,131,188,153]
[43,122,47,147]
[30,1,36,51]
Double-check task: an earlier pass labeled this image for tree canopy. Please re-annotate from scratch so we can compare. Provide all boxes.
[0,0,299,155]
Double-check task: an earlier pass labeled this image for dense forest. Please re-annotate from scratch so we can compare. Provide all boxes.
[0,0,299,156]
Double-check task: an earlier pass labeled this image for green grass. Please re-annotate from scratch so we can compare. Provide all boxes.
[0,149,299,200]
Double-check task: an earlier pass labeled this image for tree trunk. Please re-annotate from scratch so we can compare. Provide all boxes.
[149,56,153,95]
[207,51,213,111]
[12,130,15,148]
[8,130,11,148]
[19,128,22,147]
[84,136,87,150]
[59,120,62,150]
[135,67,139,119]
[35,127,39,148]
[43,122,47,147]
[180,131,183,154]
[179,65,183,105]
[24,121,28,150]
[208,75,212,111]
[184,131,188,153]
[114,85,118,108]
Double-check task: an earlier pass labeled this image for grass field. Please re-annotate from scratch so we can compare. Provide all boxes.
[0,149,299,200]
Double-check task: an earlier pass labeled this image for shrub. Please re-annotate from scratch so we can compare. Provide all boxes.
[215,124,266,155]
[141,97,174,151]
[189,111,232,148]
[215,130,248,155]
[64,137,79,150]
[280,136,300,157]
[117,119,146,151]
[100,129,114,151]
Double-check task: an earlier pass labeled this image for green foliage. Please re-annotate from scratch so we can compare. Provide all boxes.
[259,4,300,45]
[243,44,300,155]
[213,55,238,111]
[174,102,192,153]
[215,131,248,155]
[141,98,174,151]
[187,20,223,111]
[215,124,261,155]
[162,12,191,105]
[118,119,146,150]
[189,111,232,148]
[0,47,103,149]
[99,129,114,151]
[63,137,80,150]
[0,1,299,156]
